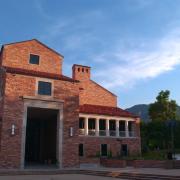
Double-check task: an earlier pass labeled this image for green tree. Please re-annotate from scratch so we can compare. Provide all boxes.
[141,121,169,151]
[149,90,177,121]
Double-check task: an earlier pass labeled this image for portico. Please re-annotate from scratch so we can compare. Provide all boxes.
[79,114,137,138]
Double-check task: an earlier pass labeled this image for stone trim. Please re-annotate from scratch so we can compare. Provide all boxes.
[35,77,54,98]
[20,98,64,169]
[28,53,41,66]
[4,66,78,82]
[21,95,64,103]
[79,113,136,121]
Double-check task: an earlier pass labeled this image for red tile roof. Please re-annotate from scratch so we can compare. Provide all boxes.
[3,66,79,83]
[79,104,138,118]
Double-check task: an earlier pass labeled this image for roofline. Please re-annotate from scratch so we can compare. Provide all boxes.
[3,66,79,83]
[2,39,64,58]
[72,64,91,69]
[91,80,117,97]
[79,112,138,118]
[79,104,138,118]
[0,45,4,55]
[0,46,4,65]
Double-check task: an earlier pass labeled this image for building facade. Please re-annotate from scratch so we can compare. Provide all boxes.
[0,39,141,169]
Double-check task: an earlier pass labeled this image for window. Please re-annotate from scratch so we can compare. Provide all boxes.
[29,54,39,64]
[0,77,4,97]
[82,68,84,72]
[121,144,128,157]
[79,144,84,156]
[101,144,107,156]
[38,81,52,96]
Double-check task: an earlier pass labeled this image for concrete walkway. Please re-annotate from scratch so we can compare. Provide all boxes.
[81,166,180,176]
[0,167,180,179]
[0,174,124,180]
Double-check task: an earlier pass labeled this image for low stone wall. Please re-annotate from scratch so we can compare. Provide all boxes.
[79,157,100,165]
[100,158,126,168]
[84,158,180,169]
[174,160,180,168]
[126,160,134,166]
[133,160,165,168]
[165,160,180,169]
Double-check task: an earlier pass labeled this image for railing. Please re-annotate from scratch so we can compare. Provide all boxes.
[88,129,96,136]
[129,131,135,137]
[79,129,136,138]
[119,131,126,137]
[99,130,106,136]
[79,129,85,135]
[109,130,116,136]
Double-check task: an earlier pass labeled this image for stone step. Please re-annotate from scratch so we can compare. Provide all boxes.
[78,170,180,180]
[0,169,180,180]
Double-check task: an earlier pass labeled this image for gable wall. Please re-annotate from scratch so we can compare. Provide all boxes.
[79,80,117,107]
[2,40,63,74]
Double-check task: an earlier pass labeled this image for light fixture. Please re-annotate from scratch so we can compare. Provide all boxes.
[11,124,16,135]
[70,127,73,137]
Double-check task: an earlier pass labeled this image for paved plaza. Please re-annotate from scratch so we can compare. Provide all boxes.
[0,174,123,180]
[0,167,180,180]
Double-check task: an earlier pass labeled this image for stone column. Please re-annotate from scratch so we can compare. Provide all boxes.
[125,121,129,137]
[85,117,88,136]
[106,119,109,137]
[95,118,99,136]
[116,120,119,137]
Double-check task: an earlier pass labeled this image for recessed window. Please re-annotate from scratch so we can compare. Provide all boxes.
[86,69,88,73]
[78,68,80,72]
[38,81,52,96]
[79,144,84,156]
[101,144,107,156]
[0,77,4,97]
[29,54,39,65]
[121,144,128,157]
[82,68,84,72]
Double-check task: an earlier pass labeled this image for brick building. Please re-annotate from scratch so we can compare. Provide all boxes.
[0,39,141,169]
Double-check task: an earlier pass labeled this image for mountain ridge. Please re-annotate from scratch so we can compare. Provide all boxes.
[126,104,180,122]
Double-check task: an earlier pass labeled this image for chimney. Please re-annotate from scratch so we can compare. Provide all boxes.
[72,64,91,81]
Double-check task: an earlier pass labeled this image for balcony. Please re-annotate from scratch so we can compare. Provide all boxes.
[88,129,96,136]
[109,130,116,137]
[119,131,126,137]
[79,129,85,135]
[129,131,135,137]
[99,130,106,136]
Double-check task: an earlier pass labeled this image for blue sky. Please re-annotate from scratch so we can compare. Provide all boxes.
[1,0,180,108]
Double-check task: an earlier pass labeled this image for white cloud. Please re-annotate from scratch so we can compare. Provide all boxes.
[93,28,180,89]
[135,0,154,8]
[34,0,52,20]
[37,1,180,91]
